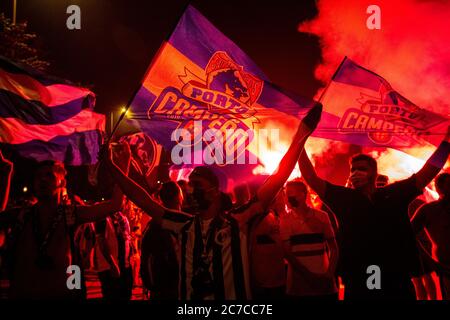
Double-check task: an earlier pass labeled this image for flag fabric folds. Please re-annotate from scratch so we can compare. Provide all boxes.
[126,5,316,180]
[315,57,449,149]
[0,56,105,165]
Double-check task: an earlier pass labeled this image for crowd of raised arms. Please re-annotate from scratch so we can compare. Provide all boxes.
[0,104,449,301]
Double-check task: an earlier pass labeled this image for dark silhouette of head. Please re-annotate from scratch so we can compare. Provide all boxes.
[285,179,308,209]
[349,154,378,190]
[436,173,450,199]
[159,181,183,210]
[188,166,221,212]
[33,160,67,200]
[233,183,250,207]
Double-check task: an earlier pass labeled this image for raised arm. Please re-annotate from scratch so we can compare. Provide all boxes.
[325,236,339,277]
[76,144,131,224]
[298,143,327,199]
[0,151,13,212]
[106,142,166,223]
[414,126,450,190]
[76,184,125,224]
[255,103,323,211]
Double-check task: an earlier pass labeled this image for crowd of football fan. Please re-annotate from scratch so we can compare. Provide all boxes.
[1,104,449,300]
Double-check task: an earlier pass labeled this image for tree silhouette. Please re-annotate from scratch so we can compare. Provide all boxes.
[0,12,49,71]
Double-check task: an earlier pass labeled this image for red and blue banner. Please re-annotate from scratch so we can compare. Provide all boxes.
[0,56,105,165]
[316,57,449,149]
[126,5,316,179]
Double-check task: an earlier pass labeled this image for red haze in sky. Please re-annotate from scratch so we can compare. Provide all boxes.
[298,0,450,183]
[299,0,450,117]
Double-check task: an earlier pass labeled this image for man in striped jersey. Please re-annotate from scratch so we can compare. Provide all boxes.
[106,103,323,300]
[280,179,338,300]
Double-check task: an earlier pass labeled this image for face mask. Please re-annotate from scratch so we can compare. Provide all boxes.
[192,187,211,211]
[350,170,369,188]
[288,196,299,208]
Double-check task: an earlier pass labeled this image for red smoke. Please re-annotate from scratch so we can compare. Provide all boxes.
[298,0,450,182]
[300,0,450,117]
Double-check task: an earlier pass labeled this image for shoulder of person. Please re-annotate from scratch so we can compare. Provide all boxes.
[382,174,418,192]
[420,200,443,213]
[163,209,193,221]
[311,207,330,220]
[324,181,355,196]
[230,196,261,215]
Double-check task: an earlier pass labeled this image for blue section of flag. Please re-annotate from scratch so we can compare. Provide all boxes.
[168,5,315,115]
[0,56,104,165]
[1,130,103,165]
[128,5,318,187]
[0,91,92,124]
[169,6,269,82]
[333,58,384,92]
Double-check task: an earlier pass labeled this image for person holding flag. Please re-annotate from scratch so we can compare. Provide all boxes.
[124,5,318,185]
[106,102,322,300]
[298,121,450,299]
[0,145,131,299]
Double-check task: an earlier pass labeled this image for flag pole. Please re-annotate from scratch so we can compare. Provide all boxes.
[317,56,347,102]
[12,0,17,25]
[106,1,192,143]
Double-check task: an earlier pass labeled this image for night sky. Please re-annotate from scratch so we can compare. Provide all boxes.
[0,0,333,199]
[0,0,322,114]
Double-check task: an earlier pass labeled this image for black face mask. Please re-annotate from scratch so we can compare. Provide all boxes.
[288,196,299,208]
[192,187,211,211]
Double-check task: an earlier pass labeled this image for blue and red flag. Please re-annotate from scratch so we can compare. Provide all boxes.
[126,5,316,183]
[0,56,105,165]
[315,57,449,149]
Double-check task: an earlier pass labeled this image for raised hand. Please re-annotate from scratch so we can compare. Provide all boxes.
[108,142,131,174]
[295,102,323,141]
[303,102,323,132]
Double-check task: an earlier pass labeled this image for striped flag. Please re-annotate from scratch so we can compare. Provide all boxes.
[126,5,316,183]
[315,57,449,149]
[0,56,105,165]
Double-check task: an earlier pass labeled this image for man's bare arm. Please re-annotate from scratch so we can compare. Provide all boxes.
[414,126,450,190]
[76,184,125,224]
[298,147,327,199]
[76,143,132,224]
[106,143,165,223]
[255,103,323,211]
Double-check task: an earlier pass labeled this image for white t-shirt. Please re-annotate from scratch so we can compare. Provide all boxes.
[280,208,337,296]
